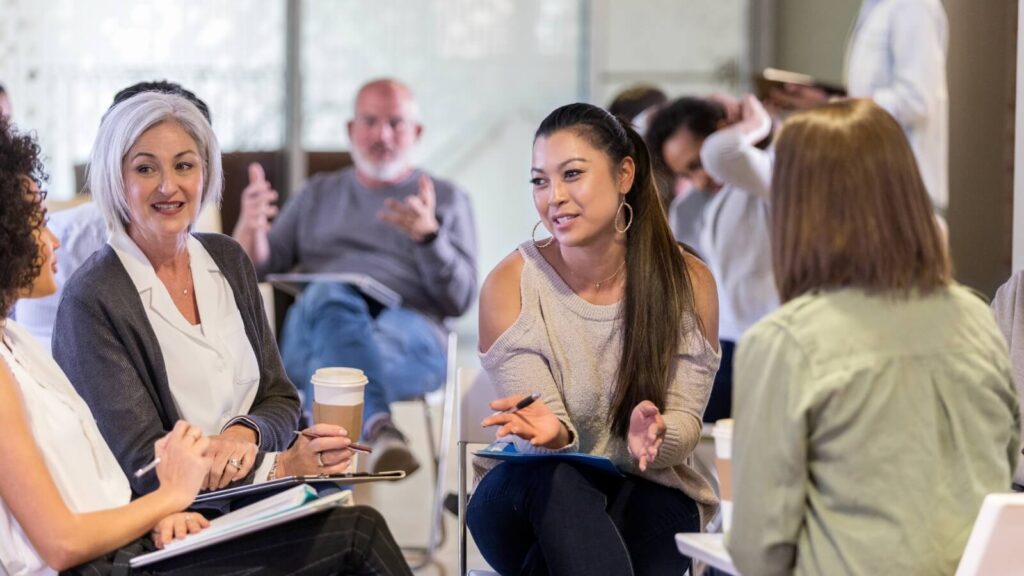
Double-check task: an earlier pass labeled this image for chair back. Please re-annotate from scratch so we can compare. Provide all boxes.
[956,492,1024,575]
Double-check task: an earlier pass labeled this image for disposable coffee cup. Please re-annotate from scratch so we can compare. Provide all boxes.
[311,367,368,442]
[712,419,734,532]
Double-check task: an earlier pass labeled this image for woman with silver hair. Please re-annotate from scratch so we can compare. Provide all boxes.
[0,115,412,575]
[55,90,342,495]
[51,91,412,573]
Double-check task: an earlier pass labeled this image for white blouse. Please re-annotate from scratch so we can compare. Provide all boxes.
[109,233,261,436]
[0,321,131,576]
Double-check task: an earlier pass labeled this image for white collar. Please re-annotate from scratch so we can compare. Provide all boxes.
[109,232,225,345]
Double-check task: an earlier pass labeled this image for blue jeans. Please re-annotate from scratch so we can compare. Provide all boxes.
[280,282,447,435]
[467,461,700,576]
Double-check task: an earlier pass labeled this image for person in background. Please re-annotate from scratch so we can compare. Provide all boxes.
[728,99,1017,575]
[607,84,667,137]
[53,92,347,500]
[990,272,1024,490]
[467,103,720,575]
[15,81,210,352]
[772,0,948,212]
[647,95,778,423]
[607,84,670,211]
[233,78,478,475]
[645,97,721,253]
[0,117,412,576]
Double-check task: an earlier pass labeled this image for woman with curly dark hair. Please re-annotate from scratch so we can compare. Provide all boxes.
[0,118,411,575]
[0,117,49,316]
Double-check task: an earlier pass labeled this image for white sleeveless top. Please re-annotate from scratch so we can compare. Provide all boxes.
[0,321,131,576]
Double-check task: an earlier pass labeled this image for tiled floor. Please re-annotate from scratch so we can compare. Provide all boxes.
[353,339,493,575]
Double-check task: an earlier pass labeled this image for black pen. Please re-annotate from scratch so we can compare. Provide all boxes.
[293,430,373,454]
[492,392,541,417]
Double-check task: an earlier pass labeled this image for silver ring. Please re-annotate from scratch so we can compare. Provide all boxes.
[316,452,325,468]
[228,458,242,470]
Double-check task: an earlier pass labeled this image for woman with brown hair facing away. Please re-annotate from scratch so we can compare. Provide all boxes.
[727,99,1019,575]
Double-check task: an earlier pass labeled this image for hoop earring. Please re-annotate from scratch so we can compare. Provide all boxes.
[532,220,554,248]
[615,201,634,234]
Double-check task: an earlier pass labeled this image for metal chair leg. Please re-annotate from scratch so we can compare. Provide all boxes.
[402,332,457,571]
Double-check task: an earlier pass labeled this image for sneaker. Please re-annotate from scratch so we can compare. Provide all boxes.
[365,418,421,476]
[443,491,460,516]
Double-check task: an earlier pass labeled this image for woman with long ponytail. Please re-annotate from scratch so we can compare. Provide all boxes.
[468,103,721,575]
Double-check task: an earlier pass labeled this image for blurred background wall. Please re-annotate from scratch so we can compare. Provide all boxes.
[0,0,1017,324]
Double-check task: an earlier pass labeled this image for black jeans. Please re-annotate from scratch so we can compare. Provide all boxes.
[702,339,734,424]
[467,461,700,576]
[62,506,412,576]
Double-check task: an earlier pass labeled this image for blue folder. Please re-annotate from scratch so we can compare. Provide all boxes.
[474,441,625,477]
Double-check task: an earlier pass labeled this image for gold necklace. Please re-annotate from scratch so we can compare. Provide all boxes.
[593,260,626,291]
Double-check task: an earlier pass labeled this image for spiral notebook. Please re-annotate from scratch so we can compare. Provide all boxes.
[266,272,402,309]
[130,485,346,567]
[191,471,405,505]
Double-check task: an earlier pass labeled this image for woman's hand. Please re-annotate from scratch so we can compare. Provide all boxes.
[628,401,666,472]
[203,425,259,491]
[154,421,212,508]
[277,424,354,477]
[151,511,209,549]
[481,395,570,449]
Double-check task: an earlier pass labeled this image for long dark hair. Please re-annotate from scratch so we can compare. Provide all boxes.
[535,103,698,438]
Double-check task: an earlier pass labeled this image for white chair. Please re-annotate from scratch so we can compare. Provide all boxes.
[955,492,1024,575]
[457,367,499,576]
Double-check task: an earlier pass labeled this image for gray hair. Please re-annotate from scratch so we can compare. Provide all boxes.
[88,92,222,236]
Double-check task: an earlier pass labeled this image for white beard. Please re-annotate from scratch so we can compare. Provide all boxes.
[350,146,413,182]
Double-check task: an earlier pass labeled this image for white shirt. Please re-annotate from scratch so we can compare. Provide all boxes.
[109,233,261,436]
[13,203,107,353]
[699,119,780,342]
[846,0,949,209]
[0,321,131,576]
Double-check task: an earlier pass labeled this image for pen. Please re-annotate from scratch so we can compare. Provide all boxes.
[134,457,161,478]
[492,392,542,417]
[293,430,373,454]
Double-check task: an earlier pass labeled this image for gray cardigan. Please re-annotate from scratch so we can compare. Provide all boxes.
[53,233,300,498]
[992,270,1024,485]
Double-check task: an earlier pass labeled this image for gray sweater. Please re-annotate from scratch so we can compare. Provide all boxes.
[259,167,478,324]
[992,270,1024,484]
[478,242,721,523]
[53,233,300,498]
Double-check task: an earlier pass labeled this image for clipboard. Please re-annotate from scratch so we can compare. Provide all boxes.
[266,272,402,309]
[192,471,406,505]
[475,441,624,477]
[131,485,346,567]
[755,67,847,100]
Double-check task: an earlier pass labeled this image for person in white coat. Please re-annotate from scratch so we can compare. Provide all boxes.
[772,0,948,211]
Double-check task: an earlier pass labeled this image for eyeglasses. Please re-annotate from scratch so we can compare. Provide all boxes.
[352,115,415,132]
